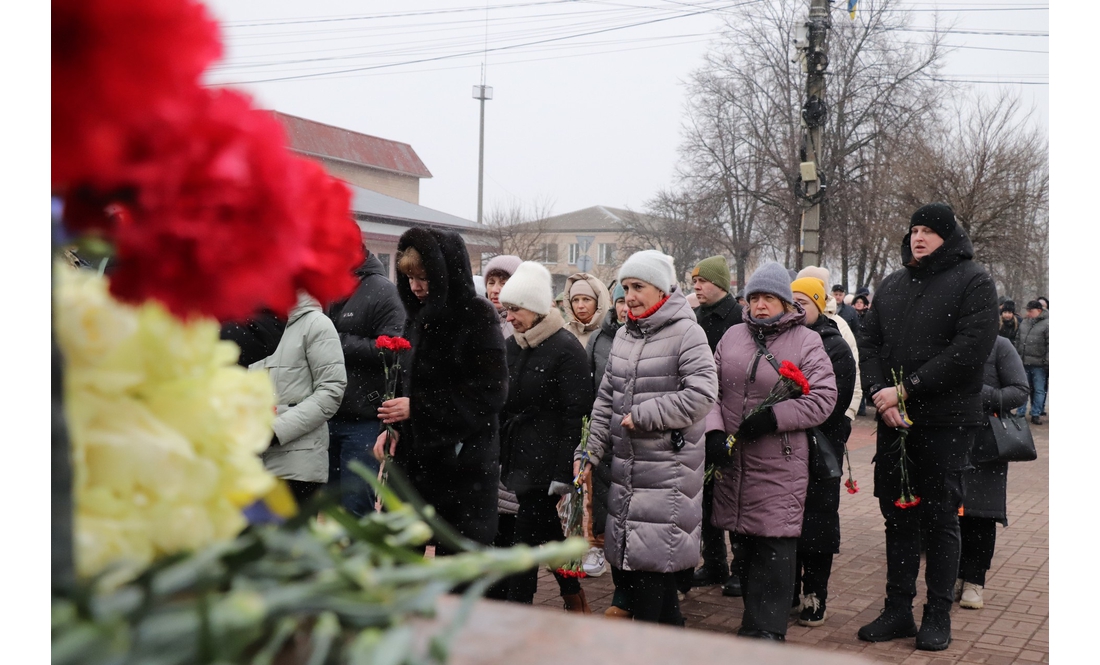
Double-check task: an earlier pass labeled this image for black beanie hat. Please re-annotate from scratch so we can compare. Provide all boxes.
[910,203,957,239]
[1001,299,1016,313]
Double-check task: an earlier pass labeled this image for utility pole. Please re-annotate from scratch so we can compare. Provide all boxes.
[473,70,493,225]
[796,0,830,268]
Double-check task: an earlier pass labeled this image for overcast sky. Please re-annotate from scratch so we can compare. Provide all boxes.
[203,0,1048,223]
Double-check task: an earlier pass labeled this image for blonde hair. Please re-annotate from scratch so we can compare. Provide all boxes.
[396,246,426,279]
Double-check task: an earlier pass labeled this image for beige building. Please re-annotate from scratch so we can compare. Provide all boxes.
[273,111,491,279]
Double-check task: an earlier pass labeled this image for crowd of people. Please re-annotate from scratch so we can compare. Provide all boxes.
[237,202,1047,651]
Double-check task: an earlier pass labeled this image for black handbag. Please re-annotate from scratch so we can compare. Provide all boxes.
[751,336,841,481]
[807,426,843,480]
[989,394,1037,462]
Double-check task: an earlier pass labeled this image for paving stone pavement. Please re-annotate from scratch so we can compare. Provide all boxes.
[530,415,1049,664]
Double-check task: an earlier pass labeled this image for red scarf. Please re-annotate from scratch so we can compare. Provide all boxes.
[627,294,671,321]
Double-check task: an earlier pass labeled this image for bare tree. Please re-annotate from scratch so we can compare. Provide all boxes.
[615,191,719,285]
[900,91,1049,300]
[480,197,555,261]
[678,0,948,285]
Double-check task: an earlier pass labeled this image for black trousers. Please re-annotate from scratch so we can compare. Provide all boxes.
[503,490,579,603]
[874,425,973,609]
[731,534,798,636]
[612,567,684,625]
[484,513,518,601]
[959,516,997,587]
[699,480,730,574]
[286,480,323,507]
[795,552,834,601]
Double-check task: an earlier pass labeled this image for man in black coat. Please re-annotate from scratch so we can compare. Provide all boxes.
[325,250,406,516]
[856,203,998,651]
[791,278,857,628]
[688,255,744,595]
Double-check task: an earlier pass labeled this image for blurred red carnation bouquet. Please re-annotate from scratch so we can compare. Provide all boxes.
[53,0,363,322]
[727,360,810,453]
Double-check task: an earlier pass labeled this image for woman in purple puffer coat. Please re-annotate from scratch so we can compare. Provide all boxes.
[707,262,837,642]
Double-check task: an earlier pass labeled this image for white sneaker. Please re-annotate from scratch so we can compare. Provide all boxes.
[959,582,984,609]
[582,546,606,577]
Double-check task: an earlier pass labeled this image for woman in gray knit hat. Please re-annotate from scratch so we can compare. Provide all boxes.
[706,261,837,641]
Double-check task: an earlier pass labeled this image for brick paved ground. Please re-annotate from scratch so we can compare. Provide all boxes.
[531,414,1049,663]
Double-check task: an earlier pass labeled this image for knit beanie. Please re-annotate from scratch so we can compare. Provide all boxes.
[1001,299,1016,314]
[744,262,794,304]
[618,250,677,292]
[910,202,957,239]
[482,254,523,280]
[1025,300,1043,312]
[611,282,625,303]
[798,265,830,287]
[569,278,597,300]
[791,277,827,313]
[498,261,553,315]
[691,256,730,291]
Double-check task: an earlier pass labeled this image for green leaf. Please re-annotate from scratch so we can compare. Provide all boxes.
[345,625,414,665]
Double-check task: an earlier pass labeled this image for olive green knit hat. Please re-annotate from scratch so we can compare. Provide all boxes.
[691,255,730,292]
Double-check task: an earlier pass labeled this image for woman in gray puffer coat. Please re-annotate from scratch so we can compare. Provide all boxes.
[707,262,837,641]
[256,292,347,505]
[574,250,718,626]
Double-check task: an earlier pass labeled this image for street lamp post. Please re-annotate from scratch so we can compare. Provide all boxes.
[472,84,493,225]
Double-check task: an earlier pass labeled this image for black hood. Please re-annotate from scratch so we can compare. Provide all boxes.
[396,227,477,323]
[600,306,622,335]
[355,251,387,279]
[808,311,841,340]
[900,222,975,276]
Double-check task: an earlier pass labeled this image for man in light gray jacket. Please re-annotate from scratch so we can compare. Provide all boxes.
[255,292,347,505]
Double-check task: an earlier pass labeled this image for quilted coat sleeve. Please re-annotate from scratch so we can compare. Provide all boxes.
[771,332,837,433]
[631,324,718,432]
[272,315,347,445]
[982,337,1029,414]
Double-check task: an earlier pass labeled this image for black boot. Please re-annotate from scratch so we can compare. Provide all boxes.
[857,597,918,642]
[691,563,728,587]
[721,575,742,597]
[915,602,952,651]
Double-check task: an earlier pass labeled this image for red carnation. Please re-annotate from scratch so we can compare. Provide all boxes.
[845,478,859,495]
[376,336,412,352]
[291,158,364,305]
[778,360,811,395]
[894,495,922,510]
[69,89,309,320]
[52,0,222,188]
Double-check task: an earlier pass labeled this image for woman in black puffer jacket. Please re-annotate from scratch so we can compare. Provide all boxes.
[492,261,594,612]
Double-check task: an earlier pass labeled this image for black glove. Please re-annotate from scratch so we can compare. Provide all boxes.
[735,407,778,441]
[705,430,733,467]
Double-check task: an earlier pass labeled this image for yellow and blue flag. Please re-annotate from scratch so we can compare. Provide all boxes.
[848,0,858,19]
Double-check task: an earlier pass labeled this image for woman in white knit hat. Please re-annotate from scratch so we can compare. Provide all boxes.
[573,250,718,625]
[493,261,596,613]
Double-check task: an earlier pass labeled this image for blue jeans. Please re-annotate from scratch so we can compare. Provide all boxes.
[328,418,381,517]
[1016,366,1047,418]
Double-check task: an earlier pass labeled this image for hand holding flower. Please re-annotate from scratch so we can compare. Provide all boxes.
[373,429,398,462]
[378,397,410,424]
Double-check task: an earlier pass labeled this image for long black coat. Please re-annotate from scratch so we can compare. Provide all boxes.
[394,227,509,547]
[583,308,620,533]
[501,324,593,494]
[326,252,406,421]
[858,225,999,427]
[964,336,1029,523]
[799,314,857,553]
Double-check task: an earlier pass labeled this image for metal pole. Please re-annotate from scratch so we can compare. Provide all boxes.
[799,0,830,268]
[477,95,486,225]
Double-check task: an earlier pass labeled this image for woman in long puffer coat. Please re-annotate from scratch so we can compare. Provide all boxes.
[573,250,718,626]
[707,262,837,641]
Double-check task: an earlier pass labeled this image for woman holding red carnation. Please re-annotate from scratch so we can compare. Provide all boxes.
[373,227,508,551]
[707,262,837,642]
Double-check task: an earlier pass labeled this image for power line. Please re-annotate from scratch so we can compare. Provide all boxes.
[219,0,754,85]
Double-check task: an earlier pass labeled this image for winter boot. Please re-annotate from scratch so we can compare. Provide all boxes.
[562,589,592,614]
[959,582,984,610]
[857,597,918,642]
[721,576,743,597]
[915,602,952,651]
[798,593,827,627]
[603,605,632,619]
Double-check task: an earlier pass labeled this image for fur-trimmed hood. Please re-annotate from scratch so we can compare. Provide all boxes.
[396,227,479,324]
